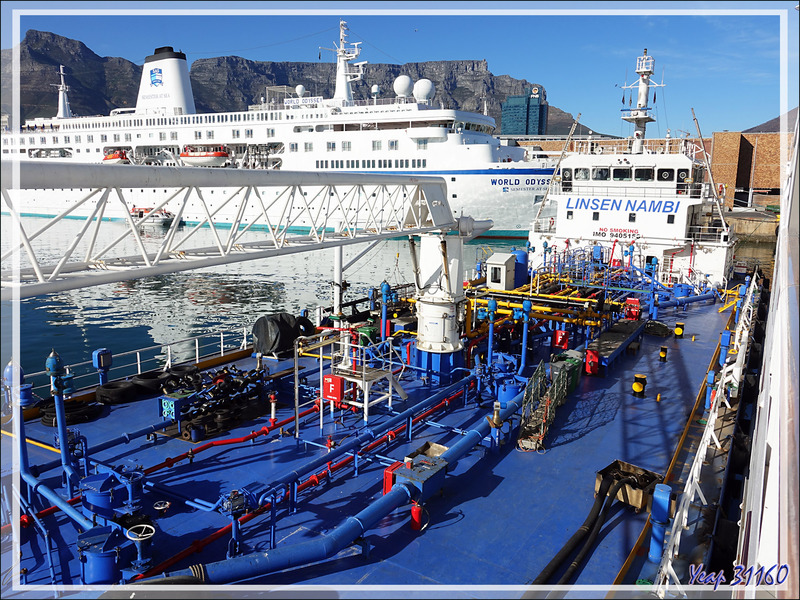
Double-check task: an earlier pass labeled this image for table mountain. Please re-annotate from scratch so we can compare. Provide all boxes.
[2,29,590,135]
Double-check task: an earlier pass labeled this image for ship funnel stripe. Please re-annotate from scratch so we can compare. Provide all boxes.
[145,47,187,63]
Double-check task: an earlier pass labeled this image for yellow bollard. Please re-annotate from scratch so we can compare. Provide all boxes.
[656,393,661,402]
[674,322,685,338]
[632,374,647,397]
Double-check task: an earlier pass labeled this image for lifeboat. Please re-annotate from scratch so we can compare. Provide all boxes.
[130,207,178,227]
[103,149,129,164]
[179,145,230,167]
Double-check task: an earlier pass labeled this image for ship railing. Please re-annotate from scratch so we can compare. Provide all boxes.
[325,332,407,422]
[552,181,705,199]
[22,326,251,401]
[571,137,703,160]
[653,273,761,598]
[686,223,732,244]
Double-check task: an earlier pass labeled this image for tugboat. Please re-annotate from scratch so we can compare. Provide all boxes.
[529,48,737,288]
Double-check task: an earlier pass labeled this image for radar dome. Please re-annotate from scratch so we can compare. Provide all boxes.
[371,84,382,96]
[413,79,435,101]
[393,75,413,98]
[295,85,306,97]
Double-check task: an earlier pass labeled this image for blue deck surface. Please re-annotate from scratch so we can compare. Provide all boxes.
[1,298,731,596]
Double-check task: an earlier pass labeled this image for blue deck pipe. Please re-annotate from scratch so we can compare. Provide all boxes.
[653,291,717,312]
[487,299,497,367]
[150,375,509,585]
[31,419,174,477]
[517,301,532,376]
[439,386,525,468]
[705,371,716,410]
[719,330,732,368]
[157,482,417,584]
[380,281,391,341]
[256,374,477,507]
[15,393,94,532]
[648,484,672,562]
[142,481,221,512]
[13,485,57,584]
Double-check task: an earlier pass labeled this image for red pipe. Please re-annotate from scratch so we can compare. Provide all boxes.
[144,406,319,475]
[134,387,465,579]
[6,407,323,532]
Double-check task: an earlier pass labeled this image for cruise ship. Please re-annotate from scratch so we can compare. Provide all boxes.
[1,20,557,238]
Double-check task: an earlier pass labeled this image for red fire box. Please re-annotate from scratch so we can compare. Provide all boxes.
[322,374,344,402]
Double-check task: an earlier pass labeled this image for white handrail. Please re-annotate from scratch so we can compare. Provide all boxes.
[653,272,760,598]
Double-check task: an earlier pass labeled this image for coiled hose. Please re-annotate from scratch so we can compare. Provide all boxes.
[556,475,636,584]
[532,474,615,584]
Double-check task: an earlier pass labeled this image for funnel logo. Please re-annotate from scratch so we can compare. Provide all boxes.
[150,68,163,87]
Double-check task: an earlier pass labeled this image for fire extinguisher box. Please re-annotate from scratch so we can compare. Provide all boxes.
[322,374,344,402]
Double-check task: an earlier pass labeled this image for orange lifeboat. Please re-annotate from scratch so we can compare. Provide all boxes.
[179,145,230,167]
[103,149,129,164]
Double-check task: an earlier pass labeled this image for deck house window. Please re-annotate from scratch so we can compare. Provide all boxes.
[667,214,675,224]
[417,139,428,150]
[327,142,336,152]
[245,129,253,139]
[567,210,574,220]
[305,142,313,152]
[372,140,382,151]
[592,167,609,180]
[574,168,590,180]
[289,143,298,152]
[592,212,599,221]
[389,140,398,150]
[635,168,654,181]
[195,131,202,140]
[206,131,214,139]
[613,168,631,181]
[657,168,674,181]
[342,141,352,152]
[628,213,636,223]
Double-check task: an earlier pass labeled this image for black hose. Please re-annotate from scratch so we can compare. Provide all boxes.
[557,476,636,585]
[532,474,615,584]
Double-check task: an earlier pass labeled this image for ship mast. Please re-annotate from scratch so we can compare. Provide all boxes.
[51,65,73,119]
[621,49,662,154]
[321,20,366,104]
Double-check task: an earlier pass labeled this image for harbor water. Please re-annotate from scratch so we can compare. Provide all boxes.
[1,216,518,388]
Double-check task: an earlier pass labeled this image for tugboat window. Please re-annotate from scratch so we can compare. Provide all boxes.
[629,213,636,222]
[574,168,590,180]
[613,168,631,181]
[567,210,574,220]
[657,168,674,181]
[667,214,675,224]
[592,168,609,180]
[592,212,599,221]
[635,168,654,181]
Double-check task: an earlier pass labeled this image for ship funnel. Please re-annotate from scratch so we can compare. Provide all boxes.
[135,46,196,116]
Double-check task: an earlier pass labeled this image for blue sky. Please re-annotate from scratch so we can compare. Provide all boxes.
[2,1,798,137]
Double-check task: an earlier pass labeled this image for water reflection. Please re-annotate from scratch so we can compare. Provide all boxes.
[2,215,523,377]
